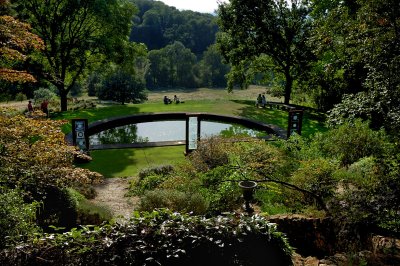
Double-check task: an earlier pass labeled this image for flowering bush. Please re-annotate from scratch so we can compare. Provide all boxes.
[0,109,103,233]
[0,111,102,188]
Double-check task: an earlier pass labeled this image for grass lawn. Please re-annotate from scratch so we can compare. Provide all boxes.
[80,146,186,178]
[55,100,327,137]
[57,87,327,177]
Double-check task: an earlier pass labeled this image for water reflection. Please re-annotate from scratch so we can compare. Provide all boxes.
[94,124,148,145]
[90,120,264,145]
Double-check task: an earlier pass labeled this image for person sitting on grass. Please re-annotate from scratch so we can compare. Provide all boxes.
[261,94,267,108]
[164,96,172,104]
[256,94,263,107]
[173,95,180,104]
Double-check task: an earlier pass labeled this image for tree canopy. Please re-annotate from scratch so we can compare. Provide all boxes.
[98,67,147,104]
[14,0,139,111]
[312,0,400,134]
[217,0,314,104]
[0,1,43,83]
[146,41,197,88]
[131,0,218,55]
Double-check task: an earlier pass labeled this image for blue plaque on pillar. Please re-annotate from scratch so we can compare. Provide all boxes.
[72,119,89,151]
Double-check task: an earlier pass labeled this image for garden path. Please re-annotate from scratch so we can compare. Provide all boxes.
[89,177,138,221]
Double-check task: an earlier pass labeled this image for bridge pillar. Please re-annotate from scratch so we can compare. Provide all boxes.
[185,114,201,154]
[72,119,89,152]
[287,110,304,138]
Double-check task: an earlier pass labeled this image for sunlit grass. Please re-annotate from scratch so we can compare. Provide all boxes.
[55,99,326,137]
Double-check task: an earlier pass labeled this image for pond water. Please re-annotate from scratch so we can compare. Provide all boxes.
[89,120,265,145]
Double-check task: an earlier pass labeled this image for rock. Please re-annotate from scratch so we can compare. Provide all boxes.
[304,256,320,265]
[371,235,400,257]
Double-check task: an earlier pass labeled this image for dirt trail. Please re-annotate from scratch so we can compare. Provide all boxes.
[89,177,139,221]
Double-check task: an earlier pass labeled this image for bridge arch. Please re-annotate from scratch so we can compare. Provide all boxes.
[67,112,287,150]
[85,112,286,139]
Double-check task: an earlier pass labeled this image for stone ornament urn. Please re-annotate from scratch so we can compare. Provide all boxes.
[238,180,258,213]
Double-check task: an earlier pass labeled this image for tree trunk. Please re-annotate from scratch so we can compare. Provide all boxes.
[284,70,293,105]
[60,89,68,112]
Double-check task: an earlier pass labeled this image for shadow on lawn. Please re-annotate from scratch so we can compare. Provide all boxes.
[232,99,288,127]
[81,148,140,178]
[231,100,327,138]
[80,146,186,178]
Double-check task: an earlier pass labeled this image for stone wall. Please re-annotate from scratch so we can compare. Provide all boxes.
[268,215,400,265]
[268,215,337,257]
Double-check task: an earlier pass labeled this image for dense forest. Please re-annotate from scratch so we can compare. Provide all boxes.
[128,0,229,89]
[130,0,218,54]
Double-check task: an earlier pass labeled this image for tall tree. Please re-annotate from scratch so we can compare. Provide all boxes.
[166,42,196,87]
[15,0,137,111]
[197,44,230,88]
[324,0,400,135]
[147,49,169,88]
[98,67,147,104]
[217,0,314,104]
[306,0,367,111]
[146,42,197,88]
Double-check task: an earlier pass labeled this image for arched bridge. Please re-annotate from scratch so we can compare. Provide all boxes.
[66,112,287,150]
[85,112,286,138]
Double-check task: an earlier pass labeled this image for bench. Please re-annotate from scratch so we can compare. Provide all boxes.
[265,102,296,111]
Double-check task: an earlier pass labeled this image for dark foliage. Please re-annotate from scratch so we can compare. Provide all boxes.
[97,69,147,104]
[217,0,315,104]
[0,210,293,266]
[131,0,218,55]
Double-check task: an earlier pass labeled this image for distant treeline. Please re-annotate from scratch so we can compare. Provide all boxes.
[130,0,218,55]
[129,0,229,89]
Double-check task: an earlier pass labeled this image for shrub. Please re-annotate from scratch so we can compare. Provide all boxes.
[138,189,208,215]
[159,172,202,192]
[67,188,112,225]
[334,156,379,187]
[0,93,12,102]
[200,165,233,188]
[318,119,392,166]
[0,210,293,266]
[130,174,168,195]
[329,155,400,238]
[0,188,40,248]
[70,99,97,111]
[290,158,338,209]
[229,140,289,179]
[14,92,27,102]
[33,186,78,231]
[129,165,175,195]
[282,119,393,166]
[138,164,174,179]
[254,184,292,215]
[201,179,242,215]
[33,87,57,102]
[188,136,230,171]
